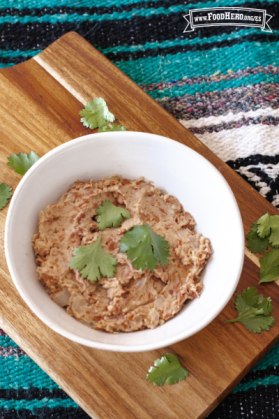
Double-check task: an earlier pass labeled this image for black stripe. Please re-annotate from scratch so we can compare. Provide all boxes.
[0,407,90,418]
[240,366,279,384]
[0,388,68,400]
[0,0,278,17]
[0,21,267,55]
[226,154,279,171]
[226,154,279,208]
[0,1,196,17]
[0,56,32,64]
[0,0,217,16]
[208,384,279,419]
[0,4,278,54]
[2,31,278,66]
[226,165,263,201]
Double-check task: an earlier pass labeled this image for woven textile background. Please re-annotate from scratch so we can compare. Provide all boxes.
[1,0,279,418]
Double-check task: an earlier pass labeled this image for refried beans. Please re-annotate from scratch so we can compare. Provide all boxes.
[32,175,211,333]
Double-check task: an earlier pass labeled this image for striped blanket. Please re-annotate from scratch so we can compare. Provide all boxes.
[1,0,279,418]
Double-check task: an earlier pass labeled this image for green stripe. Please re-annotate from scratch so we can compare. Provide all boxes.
[0,0,277,9]
[253,343,279,372]
[0,63,15,68]
[114,42,279,85]
[0,49,41,58]
[233,375,279,394]
[0,336,19,348]
[0,357,59,389]
[0,398,77,410]
[148,72,279,98]
[102,28,279,55]
[0,0,277,23]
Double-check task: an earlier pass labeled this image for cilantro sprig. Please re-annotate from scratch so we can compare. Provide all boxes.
[257,213,279,247]
[70,236,118,281]
[147,354,188,386]
[7,151,40,176]
[226,287,275,333]
[80,98,115,129]
[0,183,12,210]
[247,222,269,254]
[119,224,170,271]
[80,98,127,131]
[247,213,279,253]
[96,200,130,230]
[246,212,279,283]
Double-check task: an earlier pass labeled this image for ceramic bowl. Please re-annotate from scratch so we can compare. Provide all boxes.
[5,132,244,352]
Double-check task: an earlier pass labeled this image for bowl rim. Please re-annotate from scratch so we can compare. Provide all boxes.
[5,131,245,352]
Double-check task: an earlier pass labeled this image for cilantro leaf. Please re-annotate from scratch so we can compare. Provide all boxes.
[70,236,118,281]
[7,151,40,175]
[96,200,130,230]
[98,124,127,132]
[255,293,274,316]
[257,213,279,247]
[147,354,188,386]
[0,183,12,210]
[80,98,115,129]
[225,286,275,333]
[119,224,170,271]
[259,248,279,283]
[241,315,276,333]
[247,222,269,254]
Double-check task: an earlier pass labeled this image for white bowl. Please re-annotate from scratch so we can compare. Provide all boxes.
[5,132,244,352]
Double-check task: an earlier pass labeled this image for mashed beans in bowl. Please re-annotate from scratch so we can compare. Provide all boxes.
[32,175,211,333]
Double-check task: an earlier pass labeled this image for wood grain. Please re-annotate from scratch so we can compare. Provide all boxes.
[0,32,279,419]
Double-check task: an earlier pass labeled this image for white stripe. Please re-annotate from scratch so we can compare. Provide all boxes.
[192,124,279,162]
[179,107,279,129]
[237,166,272,197]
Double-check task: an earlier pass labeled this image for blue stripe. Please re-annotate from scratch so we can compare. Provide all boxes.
[233,375,279,394]
[114,42,279,85]
[0,336,18,348]
[0,398,77,410]
[0,357,59,390]
[147,73,279,98]
[0,0,277,9]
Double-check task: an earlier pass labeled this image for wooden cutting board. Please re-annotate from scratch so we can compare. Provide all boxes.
[0,32,279,419]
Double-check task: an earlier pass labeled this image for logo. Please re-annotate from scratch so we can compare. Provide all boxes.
[183,7,272,33]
